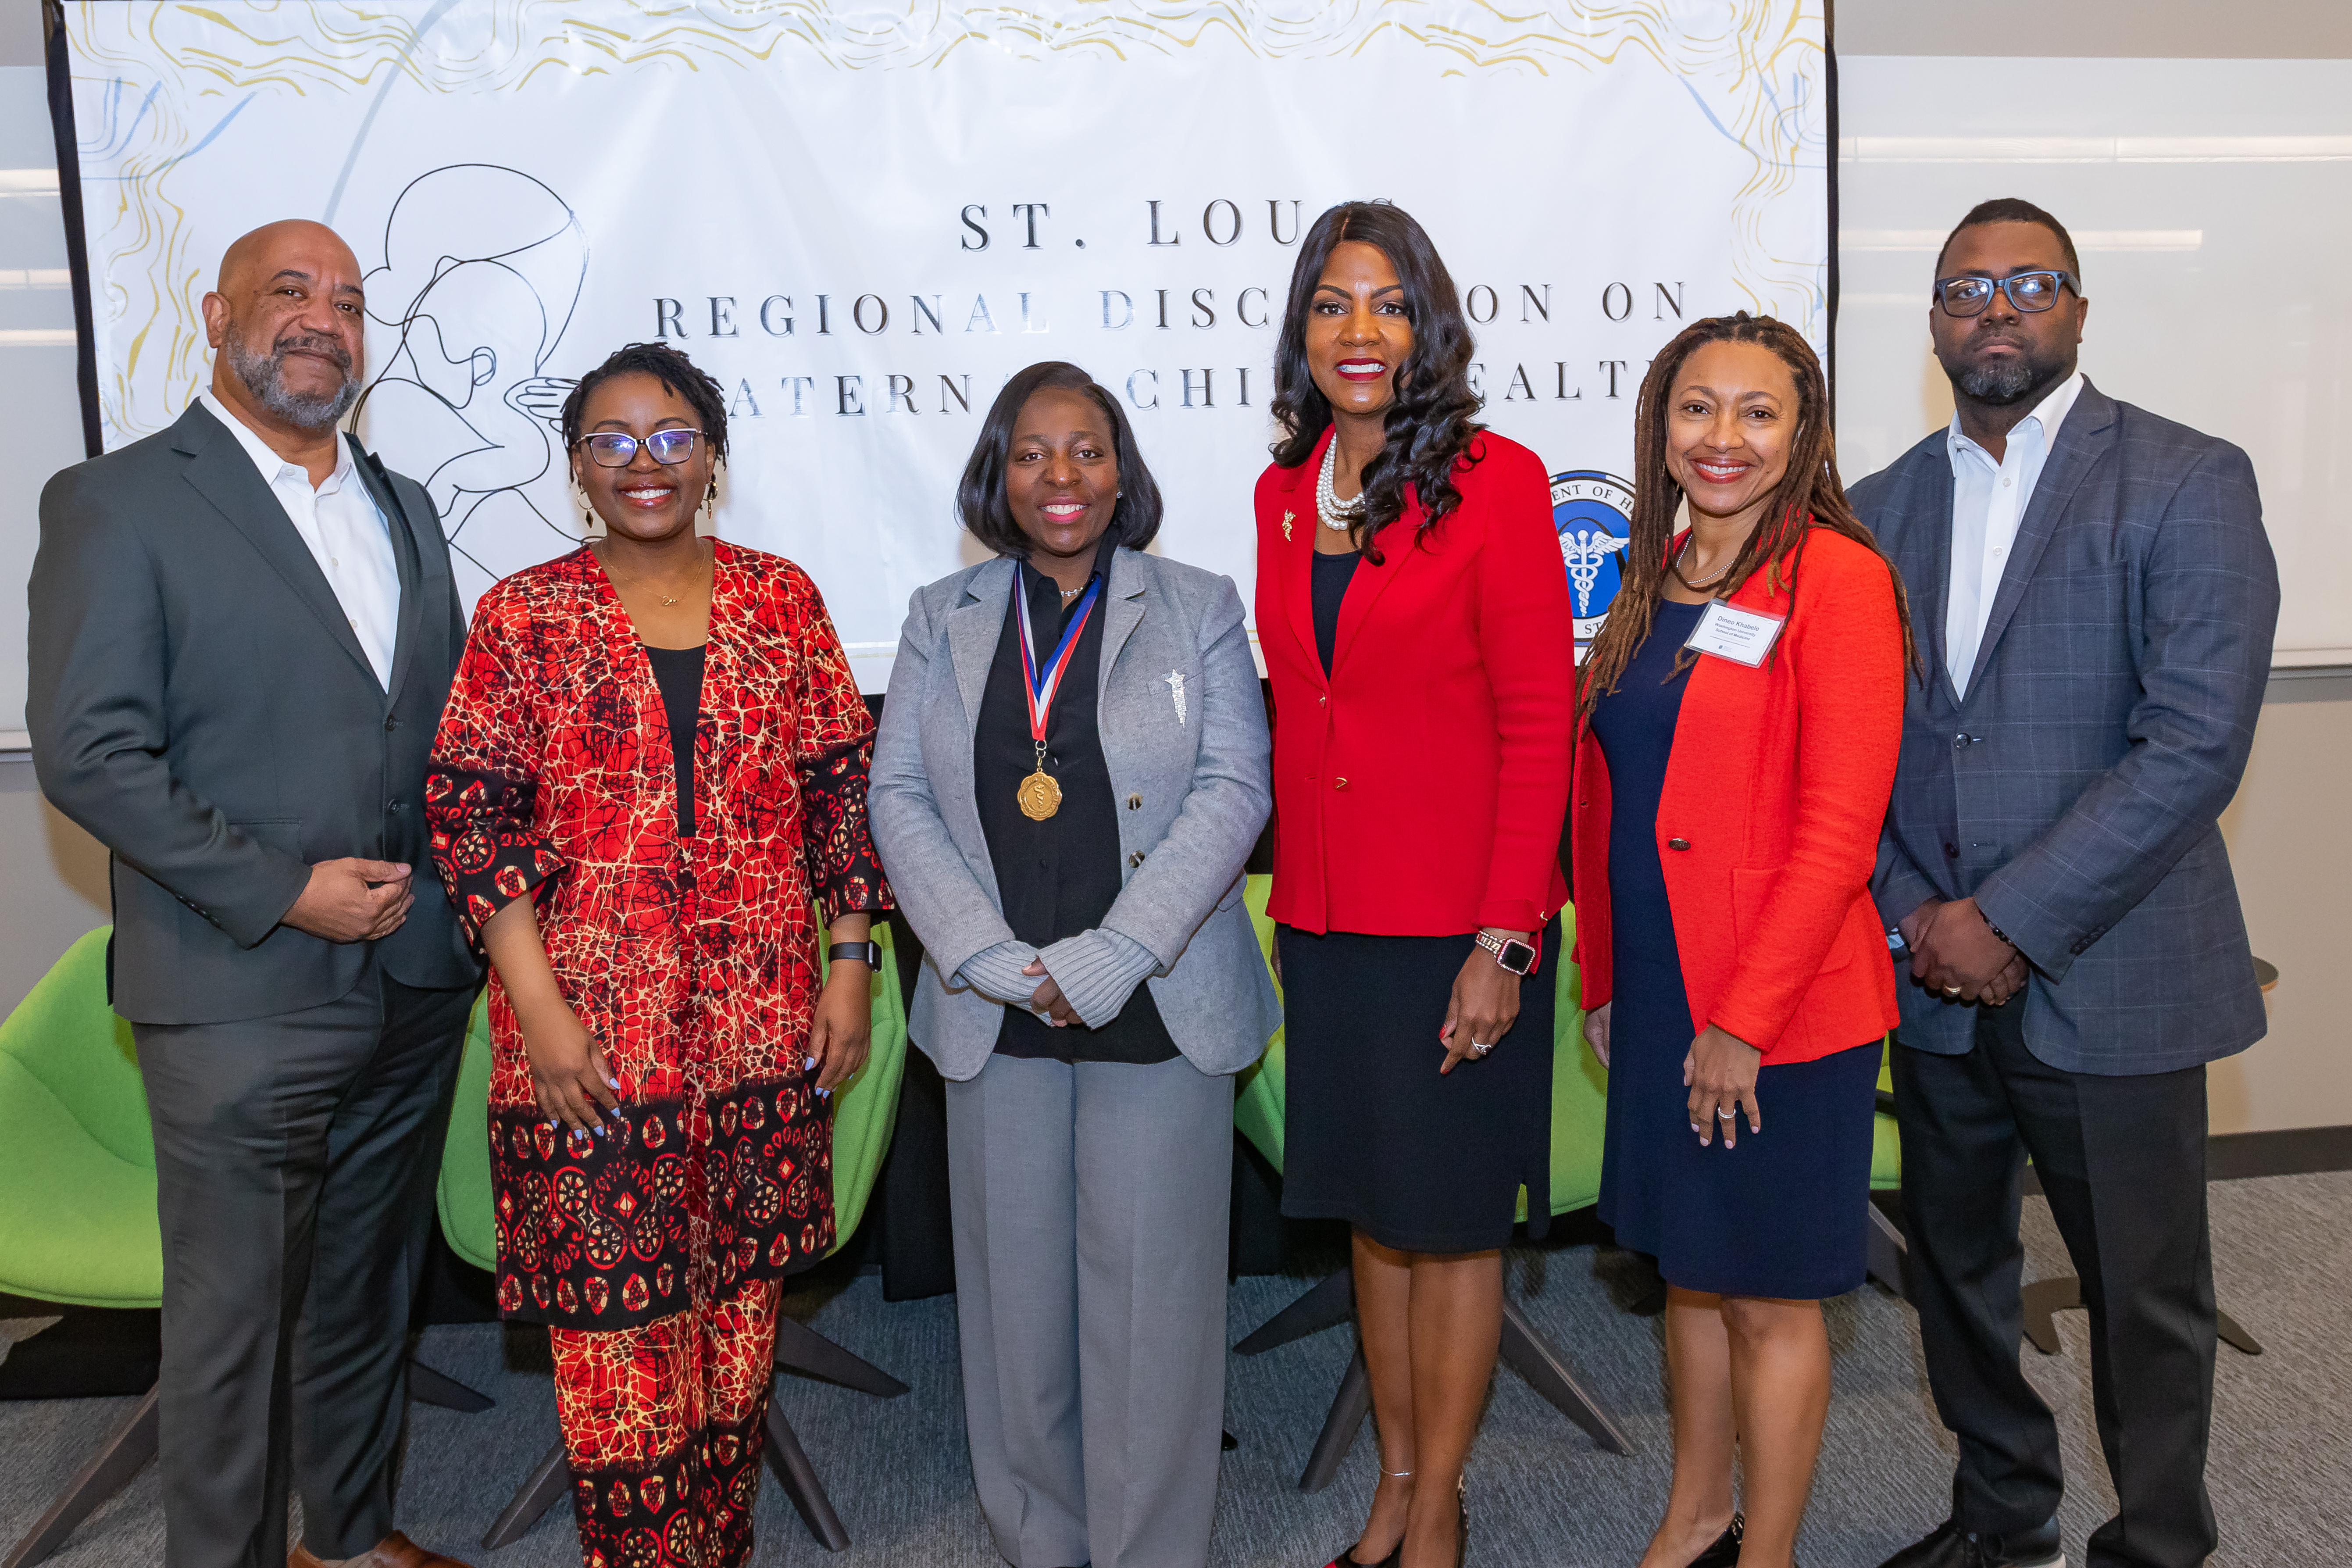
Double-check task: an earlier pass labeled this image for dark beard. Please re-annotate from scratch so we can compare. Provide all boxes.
[224,321,358,430]
[1944,342,2068,407]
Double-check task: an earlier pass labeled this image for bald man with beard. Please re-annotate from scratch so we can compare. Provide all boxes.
[30,221,482,1568]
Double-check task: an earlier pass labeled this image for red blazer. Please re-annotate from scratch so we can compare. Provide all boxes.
[1570,526,1904,1064]
[1256,428,1574,936]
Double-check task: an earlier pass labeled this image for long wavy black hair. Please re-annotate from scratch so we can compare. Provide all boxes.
[1577,311,1919,714]
[1269,201,1483,561]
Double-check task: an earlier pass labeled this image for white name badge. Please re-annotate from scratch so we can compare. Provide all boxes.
[1682,599,1786,667]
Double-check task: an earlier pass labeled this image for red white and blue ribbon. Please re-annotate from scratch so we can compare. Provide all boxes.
[1014,567,1103,750]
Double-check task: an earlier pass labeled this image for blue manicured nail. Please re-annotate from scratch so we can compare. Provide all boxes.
[606,1077,621,1089]
[804,1056,817,1071]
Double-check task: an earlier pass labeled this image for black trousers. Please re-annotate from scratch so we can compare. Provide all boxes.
[1894,989,2216,1568]
[133,956,475,1568]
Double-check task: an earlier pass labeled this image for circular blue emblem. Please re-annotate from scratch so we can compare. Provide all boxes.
[1550,470,1634,662]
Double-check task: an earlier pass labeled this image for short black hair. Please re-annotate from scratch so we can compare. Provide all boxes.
[956,361,1163,557]
[559,341,730,465]
[1935,197,2082,281]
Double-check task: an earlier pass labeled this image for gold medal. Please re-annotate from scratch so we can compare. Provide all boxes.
[1018,767,1062,821]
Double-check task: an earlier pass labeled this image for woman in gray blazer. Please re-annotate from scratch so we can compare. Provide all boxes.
[868,360,1278,1568]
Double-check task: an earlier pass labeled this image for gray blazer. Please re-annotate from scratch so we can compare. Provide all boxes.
[1853,379,2278,1074]
[869,545,1279,1081]
[29,400,481,1025]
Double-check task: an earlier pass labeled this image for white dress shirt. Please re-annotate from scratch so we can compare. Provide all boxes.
[201,391,401,689]
[1943,370,2084,697]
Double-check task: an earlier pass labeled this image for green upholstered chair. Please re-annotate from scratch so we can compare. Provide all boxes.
[0,932,483,1568]
[462,919,915,1553]
[0,931,163,1568]
[1230,879,1635,1486]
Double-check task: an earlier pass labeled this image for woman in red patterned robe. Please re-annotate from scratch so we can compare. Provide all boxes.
[426,343,890,1568]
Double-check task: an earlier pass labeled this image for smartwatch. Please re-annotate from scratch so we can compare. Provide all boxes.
[827,941,881,968]
[1474,929,1538,976]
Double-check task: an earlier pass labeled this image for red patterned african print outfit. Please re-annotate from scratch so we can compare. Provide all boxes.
[426,541,890,1568]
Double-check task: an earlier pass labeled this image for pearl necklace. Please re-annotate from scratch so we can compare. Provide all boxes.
[1316,439,1365,532]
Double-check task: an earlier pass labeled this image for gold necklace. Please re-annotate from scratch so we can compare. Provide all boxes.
[600,540,711,607]
[1671,537,1735,593]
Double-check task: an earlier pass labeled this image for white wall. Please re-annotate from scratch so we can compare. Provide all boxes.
[3,2,2344,1133]
[1,12,111,1001]
[1834,0,2351,1133]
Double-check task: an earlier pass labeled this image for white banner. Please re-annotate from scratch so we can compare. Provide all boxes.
[65,0,1830,686]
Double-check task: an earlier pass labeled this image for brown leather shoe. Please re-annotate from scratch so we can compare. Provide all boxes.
[289,1531,475,1568]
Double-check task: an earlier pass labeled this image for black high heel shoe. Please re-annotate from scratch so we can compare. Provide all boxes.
[1322,1545,1399,1568]
[1684,1513,1743,1567]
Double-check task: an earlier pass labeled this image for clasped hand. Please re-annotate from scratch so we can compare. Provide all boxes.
[1903,895,2027,1007]
[282,857,413,943]
[1022,958,1081,1028]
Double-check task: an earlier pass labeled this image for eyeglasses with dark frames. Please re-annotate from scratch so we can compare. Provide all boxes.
[575,429,706,468]
[1933,270,2080,318]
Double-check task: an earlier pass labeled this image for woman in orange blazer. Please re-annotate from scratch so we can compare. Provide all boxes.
[1572,313,1912,1568]
[1256,201,1574,1568]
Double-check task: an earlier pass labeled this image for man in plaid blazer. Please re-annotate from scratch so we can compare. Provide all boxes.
[1853,200,2278,1568]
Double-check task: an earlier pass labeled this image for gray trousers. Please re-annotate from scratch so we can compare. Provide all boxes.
[946,1052,1235,1568]
[133,955,475,1568]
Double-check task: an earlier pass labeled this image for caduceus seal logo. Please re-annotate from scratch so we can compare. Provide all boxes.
[1549,470,1635,664]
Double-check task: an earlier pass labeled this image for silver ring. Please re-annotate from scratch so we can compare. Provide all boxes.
[1716,1106,1737,1120]
[1470,1041,1493,1057]
[1942,985,1962,997]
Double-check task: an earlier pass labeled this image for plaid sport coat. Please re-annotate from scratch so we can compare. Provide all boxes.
[1852,379,2278,1074]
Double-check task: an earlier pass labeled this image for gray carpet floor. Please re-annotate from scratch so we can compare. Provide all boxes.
[6,1172,2346,1567]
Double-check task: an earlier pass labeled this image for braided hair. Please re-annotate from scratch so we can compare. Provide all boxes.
[1578,311,1917,713]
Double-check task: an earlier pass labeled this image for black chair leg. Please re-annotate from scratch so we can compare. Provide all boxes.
[2021,1275,2263,1357]
[763,1397,850,1550]
[3,1383,161,1568]
[772,1314,910,1397]
[409,1356,495,1413]
[481,1439,570,1550]
[1297,1344,1374,1494]
[1865,1199,1913,1302]
[1498,1299,1635,1456]
[1235,1266,1356,1355]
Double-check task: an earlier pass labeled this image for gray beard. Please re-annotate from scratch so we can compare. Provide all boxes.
[1949,345,2068,407]
[224,323,358,430]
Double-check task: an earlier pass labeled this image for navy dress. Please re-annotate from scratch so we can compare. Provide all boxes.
[1591,600,1880,1300]
[1278,545,1557,1254]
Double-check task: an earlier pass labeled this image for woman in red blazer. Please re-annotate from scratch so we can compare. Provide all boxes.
[1256,201,1574,1568]
[1573,314,1912,1568]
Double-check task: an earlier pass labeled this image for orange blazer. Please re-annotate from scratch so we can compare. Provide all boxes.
[1256,428,1574,936]
[1570,526,1904,1064]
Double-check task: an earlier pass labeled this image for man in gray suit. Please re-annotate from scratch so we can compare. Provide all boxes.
[1855,199,2277,1568]
[29,221,482,1568]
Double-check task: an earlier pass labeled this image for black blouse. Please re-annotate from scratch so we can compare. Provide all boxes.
[972,539,1178,1065]
[643,644,705,837]
[1311,547,1360,675]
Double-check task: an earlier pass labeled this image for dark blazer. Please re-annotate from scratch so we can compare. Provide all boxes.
[29,400,480,1025]
[1852,379,2278,1074]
